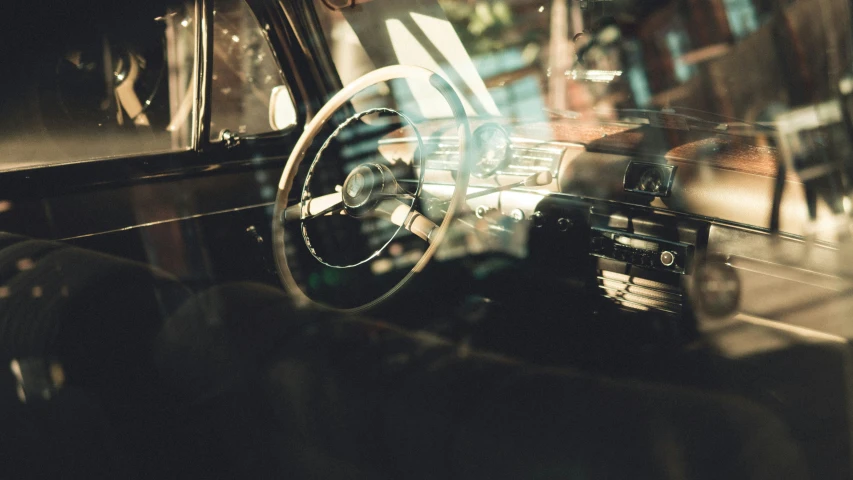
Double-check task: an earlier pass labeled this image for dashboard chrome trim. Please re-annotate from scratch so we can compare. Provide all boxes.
[423,141,565,176]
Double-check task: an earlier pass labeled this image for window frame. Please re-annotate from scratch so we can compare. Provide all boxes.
[198,0,310,151]
[0,0,317,198]
[203,0,302,145]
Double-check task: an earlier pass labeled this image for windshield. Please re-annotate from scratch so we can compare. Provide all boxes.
[314,0,851,127]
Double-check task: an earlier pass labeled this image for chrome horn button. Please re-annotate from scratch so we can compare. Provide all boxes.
[342,163,398,216]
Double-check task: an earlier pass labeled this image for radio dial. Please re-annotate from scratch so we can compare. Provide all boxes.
[660,251,677,267]
[531,211,546,228]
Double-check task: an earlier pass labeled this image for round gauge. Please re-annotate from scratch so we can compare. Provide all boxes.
[693,260,741,318]
[472,124,511,177]
[637,167,664,194]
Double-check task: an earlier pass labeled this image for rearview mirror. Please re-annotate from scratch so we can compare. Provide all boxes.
[319,0,373,10]
[269,85,297,131]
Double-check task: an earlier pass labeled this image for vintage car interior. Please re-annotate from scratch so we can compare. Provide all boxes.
[3,0,853,478]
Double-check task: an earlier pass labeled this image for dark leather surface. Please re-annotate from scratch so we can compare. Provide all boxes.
[0,233,193,479]
[163,283,811,480]
[0,234,823,479]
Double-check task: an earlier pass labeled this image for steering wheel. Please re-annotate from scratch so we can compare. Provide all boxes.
[272,65,472,312]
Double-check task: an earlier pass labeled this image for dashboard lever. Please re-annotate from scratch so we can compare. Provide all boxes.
[462,171,553,201]
[282,192,345,222]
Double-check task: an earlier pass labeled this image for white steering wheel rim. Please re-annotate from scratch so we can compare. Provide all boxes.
[272,65,472,313]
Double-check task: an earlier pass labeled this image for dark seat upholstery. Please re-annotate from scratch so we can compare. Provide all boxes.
[163,283,811,480]
[0,233,813,479]
[0,233,192,479]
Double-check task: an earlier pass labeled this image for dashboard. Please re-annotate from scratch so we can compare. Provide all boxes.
[379,119,818,234]
[376,118,849,338]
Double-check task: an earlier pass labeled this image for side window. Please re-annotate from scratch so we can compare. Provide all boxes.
[209,0,297,140]
[0,1,196,171]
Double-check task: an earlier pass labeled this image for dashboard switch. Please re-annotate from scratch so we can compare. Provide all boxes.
[475,205,492,218]
[660,251,677,267]
[531,211,545,228]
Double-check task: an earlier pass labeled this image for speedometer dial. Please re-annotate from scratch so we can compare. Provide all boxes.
[472,124,511,177]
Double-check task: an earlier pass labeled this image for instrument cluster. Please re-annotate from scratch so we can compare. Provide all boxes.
[416,123,564,178]
[472,124,511,177]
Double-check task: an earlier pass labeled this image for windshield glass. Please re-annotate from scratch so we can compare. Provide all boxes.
[311,0,853,237]
[315,0,850,127]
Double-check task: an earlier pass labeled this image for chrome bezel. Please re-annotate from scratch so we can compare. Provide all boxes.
[472,123,512,178]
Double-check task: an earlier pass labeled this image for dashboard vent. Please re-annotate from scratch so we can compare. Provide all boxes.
[597,270,683,316]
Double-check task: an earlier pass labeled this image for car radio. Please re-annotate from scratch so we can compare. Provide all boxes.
[589,227,693,274]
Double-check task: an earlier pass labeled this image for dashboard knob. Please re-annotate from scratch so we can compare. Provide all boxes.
[660,250,677,267]
[531,211,545,228]
[557,217,574,231]
[475,205,492,219]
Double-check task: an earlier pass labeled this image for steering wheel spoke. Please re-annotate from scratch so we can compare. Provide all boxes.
[373,199,438,243]
[282,192,345,222]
